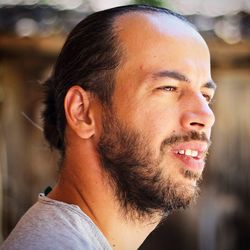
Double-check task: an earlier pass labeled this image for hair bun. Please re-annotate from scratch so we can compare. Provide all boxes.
[42,77,64,151]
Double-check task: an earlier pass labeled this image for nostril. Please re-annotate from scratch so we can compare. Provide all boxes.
[181,110,214,131]
[190,122,205,127]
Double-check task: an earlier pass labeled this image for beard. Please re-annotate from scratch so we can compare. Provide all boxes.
[97,107,210,222]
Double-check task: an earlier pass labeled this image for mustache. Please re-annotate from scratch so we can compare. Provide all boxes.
[161,130,211,149]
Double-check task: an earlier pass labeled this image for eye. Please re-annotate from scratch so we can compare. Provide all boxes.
[202,93,214,104]
[157,86,177,92]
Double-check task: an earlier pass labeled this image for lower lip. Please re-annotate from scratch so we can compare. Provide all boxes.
[172,153,205,171]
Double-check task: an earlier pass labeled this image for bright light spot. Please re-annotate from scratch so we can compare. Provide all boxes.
[89,0,130,11]
[1,0,22,5]
[214,16,242,44]
[15,18,38,37]
[59,0,83,10]
[23,0,39,5]
[243,0,250,12]
[168,0,244,16]
[168,0,200,15]
[201,0,242,17]
[45,0,82,10]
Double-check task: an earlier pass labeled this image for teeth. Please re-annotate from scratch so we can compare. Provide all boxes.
[177,149,199,157]
[179,150,185,155]
[185,149,192,156]
[191,150,198,157]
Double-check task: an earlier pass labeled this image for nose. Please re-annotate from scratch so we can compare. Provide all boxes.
[180,93,215,132]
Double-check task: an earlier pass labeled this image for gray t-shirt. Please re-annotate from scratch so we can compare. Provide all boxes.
[1,194,112,250]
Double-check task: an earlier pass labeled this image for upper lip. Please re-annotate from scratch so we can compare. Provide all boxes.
[170,141,209,159]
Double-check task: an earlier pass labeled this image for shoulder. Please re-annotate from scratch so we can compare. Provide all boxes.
[1,195,111,250]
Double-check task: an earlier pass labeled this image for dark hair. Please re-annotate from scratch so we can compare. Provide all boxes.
[42,4,190,154]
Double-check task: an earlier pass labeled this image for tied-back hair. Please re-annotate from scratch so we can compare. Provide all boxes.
[42,4,190,155]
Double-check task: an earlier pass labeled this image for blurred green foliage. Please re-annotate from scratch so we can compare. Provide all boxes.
[133,0,165,7]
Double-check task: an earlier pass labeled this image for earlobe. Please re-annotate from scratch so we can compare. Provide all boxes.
[64,86,95,139]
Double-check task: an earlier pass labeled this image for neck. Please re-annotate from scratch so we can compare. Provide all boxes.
[48,146,161,249]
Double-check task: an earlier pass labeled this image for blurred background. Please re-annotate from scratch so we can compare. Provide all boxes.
[0,0,249,249]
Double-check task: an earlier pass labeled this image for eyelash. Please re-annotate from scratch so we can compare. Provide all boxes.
[202,94,211,101]
[202,93,214,104]
[158,86,215,104]
[157,86,177,92]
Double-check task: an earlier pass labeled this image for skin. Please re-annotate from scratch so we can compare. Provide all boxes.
[48,12,216,250]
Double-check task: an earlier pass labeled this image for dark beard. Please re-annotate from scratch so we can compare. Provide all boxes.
[97,107,210,221]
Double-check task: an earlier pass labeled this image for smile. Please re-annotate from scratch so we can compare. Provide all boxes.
[175,148,207,160]
[171,142,209,170]
[176,149,199,158]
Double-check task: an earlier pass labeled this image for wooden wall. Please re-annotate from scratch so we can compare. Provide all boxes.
[0,36,64,237]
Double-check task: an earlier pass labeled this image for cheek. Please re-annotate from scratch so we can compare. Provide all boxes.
[145,107,179,134]
[133,105,180,149]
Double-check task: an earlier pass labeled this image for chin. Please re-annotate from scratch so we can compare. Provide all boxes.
[177,180,200,206]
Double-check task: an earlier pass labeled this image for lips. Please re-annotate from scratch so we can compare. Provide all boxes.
[170,141,209,170]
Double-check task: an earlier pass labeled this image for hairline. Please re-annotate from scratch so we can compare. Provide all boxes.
[109,9,195,98]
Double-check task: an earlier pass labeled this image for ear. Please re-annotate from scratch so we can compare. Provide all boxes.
[64,85,95,139]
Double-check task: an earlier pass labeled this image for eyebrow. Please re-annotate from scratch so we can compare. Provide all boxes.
[151,70,217,90]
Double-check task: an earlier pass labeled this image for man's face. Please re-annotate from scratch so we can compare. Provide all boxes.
[98,13,215,220]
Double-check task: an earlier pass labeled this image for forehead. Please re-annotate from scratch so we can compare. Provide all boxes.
[115,12,197,39]
[114,12,210,75]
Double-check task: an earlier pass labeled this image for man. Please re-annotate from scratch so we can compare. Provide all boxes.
[1,4,216,250]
